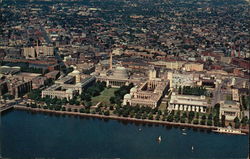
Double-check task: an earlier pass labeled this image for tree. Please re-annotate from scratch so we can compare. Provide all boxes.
[213,115,220,126]
[157,110,162,115]
[174,111,181,122]
[79,108,85,113]
[135,113,141,119]
[193,119,199,125]
[167,114,174,122]
[142,113,147,119]
[195,112,200,119]
[129,111,135,118]
[110,97,116,104]
[104,110,110,116]
[221,115,226,127]
[234,117,240,129]
[207,119,212,126]
[148,114,153,120]
[208,113,213,120]
[241,116,249,126]
[188,111,195,122]
[55,105,62,111]
[155,114,160,120]
[180,117,186,123]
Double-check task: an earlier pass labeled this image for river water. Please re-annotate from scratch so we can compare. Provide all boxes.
[0,110,249,159]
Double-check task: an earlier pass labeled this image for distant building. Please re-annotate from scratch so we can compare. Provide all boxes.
[23,46,54,59]
[183,63,203,72]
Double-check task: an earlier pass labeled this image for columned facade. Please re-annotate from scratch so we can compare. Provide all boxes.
[169,103,206,113]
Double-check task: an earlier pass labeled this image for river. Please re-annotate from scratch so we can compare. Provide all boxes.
[0,110,249,159]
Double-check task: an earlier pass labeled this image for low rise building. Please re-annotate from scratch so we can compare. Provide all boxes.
[42,69,95,100]
[123,80,169,108]
[168,93,209,113]
[183,63,203,72]
[220,100,241,121]
[97,66,130,88]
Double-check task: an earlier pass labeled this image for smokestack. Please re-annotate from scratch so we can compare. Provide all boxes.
[109,52,113,70]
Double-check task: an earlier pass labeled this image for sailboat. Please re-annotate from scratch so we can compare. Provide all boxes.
[157,136,162,142]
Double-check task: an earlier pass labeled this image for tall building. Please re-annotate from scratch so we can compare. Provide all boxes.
[23,46,54,59]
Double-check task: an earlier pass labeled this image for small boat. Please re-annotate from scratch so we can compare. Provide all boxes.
[182,128,186,131]
[212,127,246,135]
[139,128,142,131]
[182,132,187,135]
[192,146,194,151]
[157,136,162,142]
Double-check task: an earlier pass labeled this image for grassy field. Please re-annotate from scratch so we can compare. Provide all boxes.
[91,88,118,105]
[159,102,167,111]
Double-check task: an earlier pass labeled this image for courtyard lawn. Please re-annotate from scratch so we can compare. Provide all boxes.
[91,88,119,105]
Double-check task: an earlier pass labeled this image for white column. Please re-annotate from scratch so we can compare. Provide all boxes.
[184,105,187,111]
[200,107,204,113]
[180,105,183,111]
[195,106,199,112]
[192,106,195,111]
[174,104,178,110]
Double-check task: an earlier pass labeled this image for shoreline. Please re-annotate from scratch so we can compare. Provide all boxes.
[13,105,249,135]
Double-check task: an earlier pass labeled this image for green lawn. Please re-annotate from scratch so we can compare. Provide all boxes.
[91,88,118,105]
[159,102,167,111]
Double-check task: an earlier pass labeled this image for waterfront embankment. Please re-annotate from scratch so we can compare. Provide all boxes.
[13,105,249,135]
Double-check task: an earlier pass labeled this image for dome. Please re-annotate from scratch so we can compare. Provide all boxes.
[111,66,128,79]
[124,94,131,99]
[130,87,137,93]
[72,70,80,74]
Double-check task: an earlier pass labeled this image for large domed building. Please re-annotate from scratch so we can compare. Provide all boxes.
[110,66,129,79]
[97,65,130,88]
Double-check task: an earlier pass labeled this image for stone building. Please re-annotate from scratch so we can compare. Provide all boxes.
[42,69,95,100]
[7,79,32,98]
[183,63,203,72]
[123,80,169,108]
[97,66,130,88]
[168,93,209,113]
[23,46,54,59]
[219,100,241,121]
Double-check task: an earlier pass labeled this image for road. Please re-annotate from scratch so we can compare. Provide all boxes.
[0,99,24,113]
[211,83,222,107]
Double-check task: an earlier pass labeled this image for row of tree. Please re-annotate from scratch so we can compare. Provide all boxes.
[178,86,207,96]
